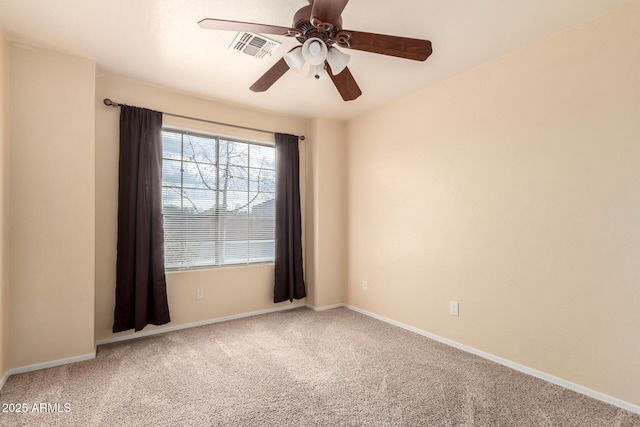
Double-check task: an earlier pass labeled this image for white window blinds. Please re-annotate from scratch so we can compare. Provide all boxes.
[161,129,275,269]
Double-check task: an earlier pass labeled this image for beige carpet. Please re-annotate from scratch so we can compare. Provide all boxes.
[1,307,638,426]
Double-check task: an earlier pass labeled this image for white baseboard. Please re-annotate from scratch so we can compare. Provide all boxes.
[8,351,96,377]
[0,369,8,391]
[96,303,306,346]
[305,303,345,312]
[345,304,640,415]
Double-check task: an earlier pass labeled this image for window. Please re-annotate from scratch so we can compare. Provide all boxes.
[161,129,275,269]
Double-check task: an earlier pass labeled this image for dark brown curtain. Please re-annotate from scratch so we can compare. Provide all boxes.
[274,133,306,303]
[113,105,171,332]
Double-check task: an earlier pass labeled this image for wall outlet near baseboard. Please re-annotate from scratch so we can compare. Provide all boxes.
[449,301,459,316]
[196,288,204,300]
[363,280,368,291]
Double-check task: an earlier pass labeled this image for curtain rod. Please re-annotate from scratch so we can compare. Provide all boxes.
[103,98,305,140]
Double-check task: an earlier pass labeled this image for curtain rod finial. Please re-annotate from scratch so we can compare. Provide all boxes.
[104,98,120,107]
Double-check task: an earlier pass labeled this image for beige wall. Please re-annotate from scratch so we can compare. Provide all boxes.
[0,29,9,378]
[95,74,310,341]
[305,118,348,308]
[347,2,640,406]
[8,43,96,368]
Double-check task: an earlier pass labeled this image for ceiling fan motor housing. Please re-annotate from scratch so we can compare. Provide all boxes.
[293,5,342,45]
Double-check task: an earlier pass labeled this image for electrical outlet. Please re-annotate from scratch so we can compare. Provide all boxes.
[449,301,459,316]
[196,288,204,300]
[363,280,368,291]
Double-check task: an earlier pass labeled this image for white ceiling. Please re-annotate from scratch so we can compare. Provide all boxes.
[0,0,631,120]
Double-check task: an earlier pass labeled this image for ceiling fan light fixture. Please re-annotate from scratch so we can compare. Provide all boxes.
[284,46,305,72]
[301,37,327,66]
[308,64,329,80]
[326,47,350,75]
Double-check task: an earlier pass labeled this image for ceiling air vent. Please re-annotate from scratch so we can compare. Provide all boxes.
[229,32,281,59]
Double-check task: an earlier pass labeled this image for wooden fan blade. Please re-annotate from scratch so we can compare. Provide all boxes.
[198,18,292,36]
[311,0,349,28]
[250,57,290,92]
[340,30,432,61]
[326,63,362,101]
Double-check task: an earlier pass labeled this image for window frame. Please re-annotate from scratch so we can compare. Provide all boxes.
[161,126,276,271]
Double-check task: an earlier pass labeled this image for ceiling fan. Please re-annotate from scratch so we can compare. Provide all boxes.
[198,0,433,101]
